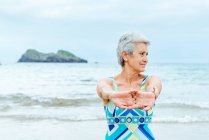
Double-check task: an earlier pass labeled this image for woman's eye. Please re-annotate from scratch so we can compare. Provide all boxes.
[139,52,148,56]
[139,52,145,56]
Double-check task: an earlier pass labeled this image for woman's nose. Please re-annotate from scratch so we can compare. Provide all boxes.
[143,56,148,63]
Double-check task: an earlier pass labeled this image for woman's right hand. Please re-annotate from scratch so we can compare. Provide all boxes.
[110,90,137,109]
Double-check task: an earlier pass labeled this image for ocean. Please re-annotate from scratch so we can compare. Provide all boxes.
[0,63,209,139]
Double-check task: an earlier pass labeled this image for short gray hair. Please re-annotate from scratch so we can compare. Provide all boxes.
[116,32,150,67]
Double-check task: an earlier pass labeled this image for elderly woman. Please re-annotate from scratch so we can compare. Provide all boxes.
[97,32,162,140]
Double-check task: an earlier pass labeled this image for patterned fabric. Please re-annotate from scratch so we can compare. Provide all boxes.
[104,75,155,140]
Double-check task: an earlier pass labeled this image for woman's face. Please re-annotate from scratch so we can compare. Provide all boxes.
[125,42,148,72]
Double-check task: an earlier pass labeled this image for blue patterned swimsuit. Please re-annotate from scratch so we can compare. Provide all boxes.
[104,75,155,140]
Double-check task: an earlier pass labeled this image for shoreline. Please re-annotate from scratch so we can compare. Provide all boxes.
[0,119,209,140]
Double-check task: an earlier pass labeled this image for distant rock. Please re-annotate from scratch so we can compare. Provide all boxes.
[18,49,88,63]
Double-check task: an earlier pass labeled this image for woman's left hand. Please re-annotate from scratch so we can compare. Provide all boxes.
[127,90,156,111]
[139,91,156,111]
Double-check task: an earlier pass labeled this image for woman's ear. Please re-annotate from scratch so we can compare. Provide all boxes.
[122,51,128,61]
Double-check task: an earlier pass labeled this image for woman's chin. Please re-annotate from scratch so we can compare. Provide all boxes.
[137,68,145,72]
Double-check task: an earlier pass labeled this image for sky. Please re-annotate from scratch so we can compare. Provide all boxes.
[0,0,209,64]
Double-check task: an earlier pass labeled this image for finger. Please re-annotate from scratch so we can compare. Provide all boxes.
[143,106,151,111]
[138,104,144,109]
[126,104,139,109]
[129,90,137,95]
[130,89,137,92]
[143,103,148,107]
[118,103,128,109]
[119,92,129,98]
[115,91,130,98]
[120,105,127,110]
[136,91,144,97]
[127,100,133,106]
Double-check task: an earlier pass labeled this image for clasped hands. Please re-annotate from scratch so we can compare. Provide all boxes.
[110,89,156,111]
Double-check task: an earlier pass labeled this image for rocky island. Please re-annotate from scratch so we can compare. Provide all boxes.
[18,49,88,63]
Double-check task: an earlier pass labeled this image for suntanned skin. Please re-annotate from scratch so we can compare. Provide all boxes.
[97,42,162,111]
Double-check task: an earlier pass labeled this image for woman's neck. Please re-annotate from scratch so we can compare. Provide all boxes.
[119,66,143,85]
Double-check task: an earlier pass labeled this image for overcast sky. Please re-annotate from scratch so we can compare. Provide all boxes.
[0,0,209,64]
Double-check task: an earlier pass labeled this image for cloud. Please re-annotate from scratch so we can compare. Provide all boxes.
[1,0,209,23]
[0,0,209,63]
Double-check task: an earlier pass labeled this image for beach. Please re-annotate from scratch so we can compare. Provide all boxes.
[0,63,209,140]
[1,119,209,140]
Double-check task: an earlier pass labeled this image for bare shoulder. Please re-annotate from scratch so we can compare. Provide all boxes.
[146,75,162,87]
[147,75,161,82]
[97,78,113,87]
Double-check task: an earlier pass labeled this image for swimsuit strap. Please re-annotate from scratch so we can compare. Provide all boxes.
[141,75,149,86]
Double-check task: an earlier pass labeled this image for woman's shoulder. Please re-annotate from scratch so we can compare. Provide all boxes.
[146,75,161,84]
[98,74,120,84]
[97,77,114,86]
[147,75,160,79]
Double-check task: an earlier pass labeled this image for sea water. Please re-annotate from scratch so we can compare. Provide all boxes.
[0,63,209,125]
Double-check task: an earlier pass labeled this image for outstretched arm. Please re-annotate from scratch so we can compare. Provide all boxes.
[146,75,162,99]
[141,75,162,110]
[96,78,136,109]
[96,78,114,100]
